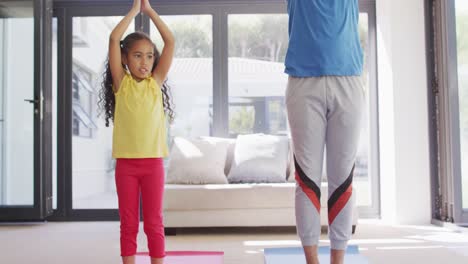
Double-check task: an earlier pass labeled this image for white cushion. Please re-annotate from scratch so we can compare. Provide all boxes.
[166,137,230,184]
[164,183,295,210]
[228,134,289,183]
[224,138,236,176]
[163,183,358,227]
[164,182,355,210]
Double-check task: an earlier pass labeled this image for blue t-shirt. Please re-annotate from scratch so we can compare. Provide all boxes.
[284,0,363,77]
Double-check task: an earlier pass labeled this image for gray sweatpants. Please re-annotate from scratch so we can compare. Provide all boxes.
[285,76,364,250]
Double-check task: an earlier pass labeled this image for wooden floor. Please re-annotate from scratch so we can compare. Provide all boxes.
[1,220,468,264]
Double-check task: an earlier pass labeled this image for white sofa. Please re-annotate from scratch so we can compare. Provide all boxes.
[162,136,358,232]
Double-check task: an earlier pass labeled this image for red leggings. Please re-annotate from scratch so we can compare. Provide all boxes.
[115,158,165,258]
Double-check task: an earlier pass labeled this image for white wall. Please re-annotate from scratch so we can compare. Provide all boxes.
[376,0,431,224]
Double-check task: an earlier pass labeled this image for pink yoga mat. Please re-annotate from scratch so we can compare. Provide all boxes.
[135,251,224,264]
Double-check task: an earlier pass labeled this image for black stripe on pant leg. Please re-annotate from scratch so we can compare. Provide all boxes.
[328,164,355,212]
[294,155,321,200]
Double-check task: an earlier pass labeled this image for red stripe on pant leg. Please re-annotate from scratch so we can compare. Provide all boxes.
[295,172,321,213]
[328,185,353,225]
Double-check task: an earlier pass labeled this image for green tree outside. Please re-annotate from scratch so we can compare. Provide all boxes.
[229,106,255,135]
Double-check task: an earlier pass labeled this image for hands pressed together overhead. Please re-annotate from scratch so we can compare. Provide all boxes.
[132,0,155,15]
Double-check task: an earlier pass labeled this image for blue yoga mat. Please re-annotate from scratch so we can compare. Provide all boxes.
[264,245,369,264]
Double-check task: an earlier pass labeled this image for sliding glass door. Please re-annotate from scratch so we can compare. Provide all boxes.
[0,0,53,221]
[455,0,468,224]
[432,0,468,225]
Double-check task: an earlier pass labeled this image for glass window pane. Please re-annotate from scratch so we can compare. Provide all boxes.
[72,17,134,209]
[0,1,34,206]
[227,13,372,207]
[151,15,213,139]
[356,13,371,206]
[228,14,288,136]
[455,0,468,208]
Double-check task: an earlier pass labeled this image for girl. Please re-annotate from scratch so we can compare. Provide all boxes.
[99,0,175,263]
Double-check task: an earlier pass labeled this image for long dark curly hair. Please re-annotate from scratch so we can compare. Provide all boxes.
[99,31,175,127]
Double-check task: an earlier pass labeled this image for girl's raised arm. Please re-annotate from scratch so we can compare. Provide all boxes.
[142,0,175,86]
[109,0,140,92]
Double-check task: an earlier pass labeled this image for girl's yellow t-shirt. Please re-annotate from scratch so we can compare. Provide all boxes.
[112,72,169,158]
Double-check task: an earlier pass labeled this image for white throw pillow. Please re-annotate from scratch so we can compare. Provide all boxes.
[224,138,236,176]
[228,134,289,183]
[166,137,230,184]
